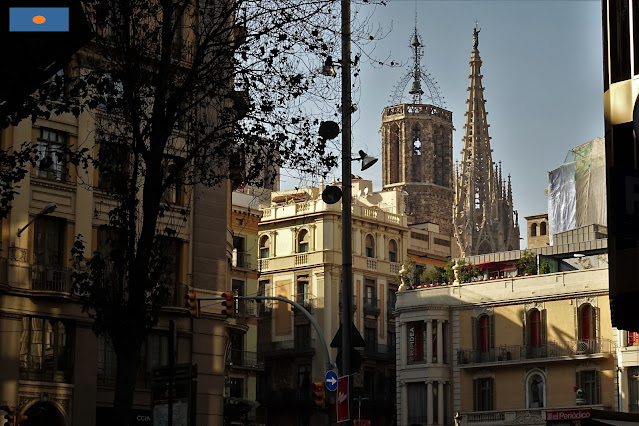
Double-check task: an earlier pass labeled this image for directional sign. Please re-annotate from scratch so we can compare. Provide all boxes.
[337,375,350,423]
[325,370,338,392]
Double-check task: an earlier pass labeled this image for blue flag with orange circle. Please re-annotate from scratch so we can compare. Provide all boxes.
[9,8,69,32]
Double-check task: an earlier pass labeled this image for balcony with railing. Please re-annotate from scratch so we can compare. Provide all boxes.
[31,264,72,293]
[363,298,380,316]
[227,350,264,370]
[459,407,607,426]
[232,250,255,270]
[457,339,613,367]
[258,258,269,272]
[293,292,317,311]
[265,339,315,356]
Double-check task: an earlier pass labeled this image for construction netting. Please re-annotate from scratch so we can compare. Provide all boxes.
[547,138,606,244]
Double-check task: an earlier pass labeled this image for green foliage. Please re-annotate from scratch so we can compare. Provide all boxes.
[444,261,455,282]
[399,258,423,286]
[421,266,448,284]
[539,260,550,274]
[516,251,538,275]
[457,261,482,283]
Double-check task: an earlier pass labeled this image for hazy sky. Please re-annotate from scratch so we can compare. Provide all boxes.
[281,0,604,248]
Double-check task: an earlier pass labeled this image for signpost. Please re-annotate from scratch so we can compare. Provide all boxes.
[325,370,338,392]
[337,375,350,423]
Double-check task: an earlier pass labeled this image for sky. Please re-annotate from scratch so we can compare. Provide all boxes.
[280,0,604,249]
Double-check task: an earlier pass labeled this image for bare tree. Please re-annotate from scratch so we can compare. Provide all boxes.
[1,0,384,424]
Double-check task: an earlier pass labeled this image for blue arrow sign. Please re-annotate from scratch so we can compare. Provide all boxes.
[325,370,338,392]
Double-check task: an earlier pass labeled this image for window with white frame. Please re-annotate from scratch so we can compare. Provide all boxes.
[298,229,309,253]
[365,234,375,258]
[259,235,270,259]
[388,239,398,262]
[36,128,66,180]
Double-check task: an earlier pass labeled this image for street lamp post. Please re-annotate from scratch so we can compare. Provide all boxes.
[340,0,354,424]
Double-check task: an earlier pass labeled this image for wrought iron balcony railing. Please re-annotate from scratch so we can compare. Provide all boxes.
[232,250,254,270]
[457,339,613,366]
[31,264,72,293]
[227,350,264,370]
[363,298,380,316]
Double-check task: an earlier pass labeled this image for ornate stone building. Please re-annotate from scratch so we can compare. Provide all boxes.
[381,26,454,236]
[453,27,520,256]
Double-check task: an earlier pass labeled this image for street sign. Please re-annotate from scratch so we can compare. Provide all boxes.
[325,370,338,392]
[337,375,350,423]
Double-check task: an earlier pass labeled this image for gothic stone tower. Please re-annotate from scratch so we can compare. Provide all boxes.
[381,26,454,235]
[453,27,520,256]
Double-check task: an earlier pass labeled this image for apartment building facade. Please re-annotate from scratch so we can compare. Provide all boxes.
[396,241,615,426]
[0,105,234,426]
[255,178,452,425]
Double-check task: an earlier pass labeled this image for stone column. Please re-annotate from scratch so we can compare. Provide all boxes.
[426,320,433,364]
[269,231,277,257]
[427,381,434,425]
[437,320,444,365]
[309,224,316,251]
[438,381,445,425]
[290,227,298,254]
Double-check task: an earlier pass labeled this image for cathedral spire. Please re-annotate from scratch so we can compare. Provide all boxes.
[453,26,520,256]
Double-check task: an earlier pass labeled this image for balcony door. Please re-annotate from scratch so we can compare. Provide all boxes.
[33,217,65,291]
[34,217,64,267]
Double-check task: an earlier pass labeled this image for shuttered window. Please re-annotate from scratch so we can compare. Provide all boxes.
[473,377,494,411]
[577,370,600,405]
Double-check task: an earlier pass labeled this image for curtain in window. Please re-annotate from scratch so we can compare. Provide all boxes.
[407,382,427,425]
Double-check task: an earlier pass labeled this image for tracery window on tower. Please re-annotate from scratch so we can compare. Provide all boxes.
[414,138,421,155]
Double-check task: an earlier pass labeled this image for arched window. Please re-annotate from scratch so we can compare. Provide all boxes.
[531,223,538,237]
[259,235,270,259]
[298,229,309,253]
[479,315,491,353]
[365,234,375,258]
[540,222,547,236]
[388,239,398,262]
[578,304,598,352]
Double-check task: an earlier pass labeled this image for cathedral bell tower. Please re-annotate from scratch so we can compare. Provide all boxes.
[381,24,454,235]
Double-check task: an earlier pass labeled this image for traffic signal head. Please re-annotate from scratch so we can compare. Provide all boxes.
[16,413,28,426]
[3,406,15,426]
[221,292,235,317]
[185,291,198,318]
[312,382,326,409]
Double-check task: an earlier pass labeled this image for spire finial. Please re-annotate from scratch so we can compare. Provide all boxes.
[473,20,481,50]
[408,19,424,103]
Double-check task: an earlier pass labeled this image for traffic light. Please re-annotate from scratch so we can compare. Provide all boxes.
[3,406,15,426]
[16,413,28,426]
[312,382,326,409]
[221,292,235,317]
[185,291,198,318]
